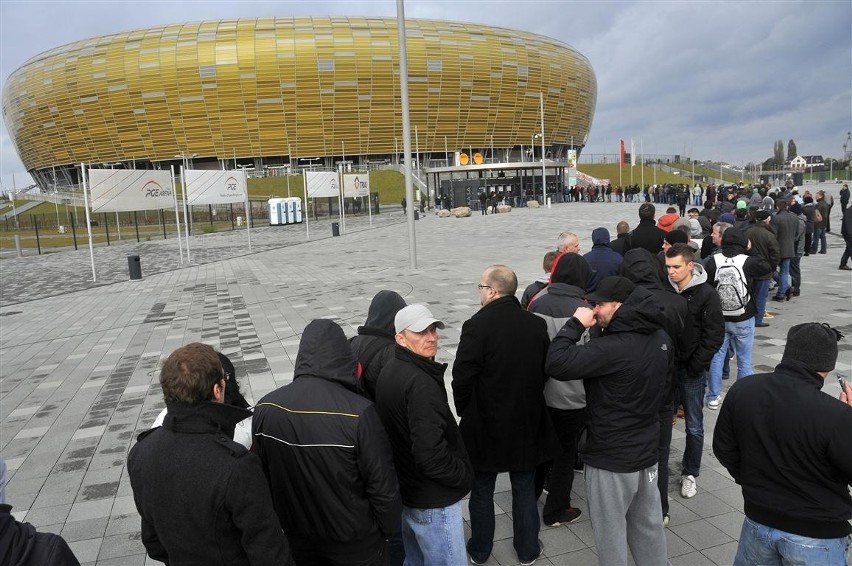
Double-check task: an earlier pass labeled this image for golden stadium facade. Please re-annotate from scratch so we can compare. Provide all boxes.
[2,16,596,188]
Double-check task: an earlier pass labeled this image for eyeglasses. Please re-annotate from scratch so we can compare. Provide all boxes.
[477,284,492,290]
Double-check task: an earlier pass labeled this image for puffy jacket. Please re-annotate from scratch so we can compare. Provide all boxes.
[713,358,852,539]
[350,290,407,401]
[528,253,591,410]
[668,262,724,377]
[375,346,473,508]
[253,319,401,545]
[545,286,672,473]
[704,228,773,322]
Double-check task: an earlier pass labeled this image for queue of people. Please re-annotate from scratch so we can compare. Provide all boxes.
[123,187,851,566]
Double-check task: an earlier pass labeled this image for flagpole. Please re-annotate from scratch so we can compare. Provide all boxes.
[171,165,184,264]
[181,165,191,263]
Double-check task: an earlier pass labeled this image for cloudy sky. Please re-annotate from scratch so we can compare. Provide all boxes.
[1,0,850,190]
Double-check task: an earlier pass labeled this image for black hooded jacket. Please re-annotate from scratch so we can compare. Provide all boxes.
[545,286,672,473]
[350,291,407,401]
[252,319,401,547]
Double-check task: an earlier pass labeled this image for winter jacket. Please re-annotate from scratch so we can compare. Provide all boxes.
[545,286,672,473]
[252,319,401,548]
[630,218,667,255]
[814,199,829,229]
[0,505,80,566]
[704,228,773,322]
[801,202,816,234]
[452,295,559,472]
[610,233,632,256]
[128,401,294,566]
[375,346,473,508]
[745,221,781,278]
[583,228,624,292]
[520,278,548,310]
[528,253,591,410]
[772,209,800,259]
[350,290,407,401]
[713,358,852,539]
[668,262,724,377]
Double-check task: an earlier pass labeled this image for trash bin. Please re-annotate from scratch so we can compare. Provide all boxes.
[332,222,340,237]
[414,211,420,220]
[128,255,142,280]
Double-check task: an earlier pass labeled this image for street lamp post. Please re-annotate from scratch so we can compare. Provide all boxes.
[539,91,546,206]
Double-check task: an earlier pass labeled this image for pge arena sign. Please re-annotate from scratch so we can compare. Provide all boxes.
[89,169,175,212]
[343,173,370,197]
[185,170,247,205]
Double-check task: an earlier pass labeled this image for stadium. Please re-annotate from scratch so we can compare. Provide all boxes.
[2,16,596,202]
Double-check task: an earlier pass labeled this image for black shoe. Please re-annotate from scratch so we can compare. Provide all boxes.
[785,288,793,301]
[819,251,827,254]
[840,265,852,271]
[755,322,770,328]
[772,296,786,302]
[544,507,582,527]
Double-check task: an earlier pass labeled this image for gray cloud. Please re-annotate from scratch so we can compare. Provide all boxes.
[2,0,850,189]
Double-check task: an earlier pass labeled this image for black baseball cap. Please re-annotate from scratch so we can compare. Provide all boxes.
[585,276,635,303]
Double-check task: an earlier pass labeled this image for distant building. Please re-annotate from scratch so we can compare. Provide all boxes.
[789,156,807,169]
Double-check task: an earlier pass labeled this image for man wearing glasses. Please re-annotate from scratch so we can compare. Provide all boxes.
[375,305,473,566]
[454,265,557,565]
[128,343,293,566]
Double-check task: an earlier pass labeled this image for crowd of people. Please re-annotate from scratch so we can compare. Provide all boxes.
[118,183,851,566]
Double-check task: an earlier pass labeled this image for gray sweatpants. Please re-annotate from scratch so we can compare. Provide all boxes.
[585,463,669,566]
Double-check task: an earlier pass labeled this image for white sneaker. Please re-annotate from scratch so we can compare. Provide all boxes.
[708,396,722,410]
[681,475,697,498]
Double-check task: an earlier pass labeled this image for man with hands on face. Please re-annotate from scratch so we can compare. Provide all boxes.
[545,276,672,566]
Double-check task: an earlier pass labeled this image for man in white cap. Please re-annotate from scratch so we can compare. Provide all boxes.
[374,304,474,566]
[713,323,852,565]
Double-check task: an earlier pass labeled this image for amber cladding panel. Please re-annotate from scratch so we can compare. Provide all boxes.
[2,17,597,172]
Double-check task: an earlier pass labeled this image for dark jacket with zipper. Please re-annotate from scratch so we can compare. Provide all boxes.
[252,319,401,549]
[350,290,407,401]
[128,401,294,566]
[713,358,852,539]
[375,346,473,508]
[545,285,672,473]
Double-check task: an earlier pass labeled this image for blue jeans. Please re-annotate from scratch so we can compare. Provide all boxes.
[753,279,770,324]
[774,258,791,298]
[468,471,540,563]
[708,318,755,400]
[734,517,851,566]
[678,370,707,477]
[401,502,466,566]
[811,227,826,253]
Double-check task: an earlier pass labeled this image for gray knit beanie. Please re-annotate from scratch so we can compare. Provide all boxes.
[782,323,841,373]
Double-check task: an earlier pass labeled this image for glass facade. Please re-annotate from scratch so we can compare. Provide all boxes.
[2,17,596,184]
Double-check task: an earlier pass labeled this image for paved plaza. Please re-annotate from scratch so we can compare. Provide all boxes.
[1,189,850,565]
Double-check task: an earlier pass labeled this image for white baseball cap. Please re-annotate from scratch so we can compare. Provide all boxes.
[394,304,445,333]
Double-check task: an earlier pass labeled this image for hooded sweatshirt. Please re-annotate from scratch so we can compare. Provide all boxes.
[583,228,624,293]
[253,319,402,546]
[668,261,725,377]
[350,290,407,401]
[528,253,591,410]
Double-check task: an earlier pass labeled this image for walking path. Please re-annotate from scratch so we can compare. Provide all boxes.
[1,193,849,565]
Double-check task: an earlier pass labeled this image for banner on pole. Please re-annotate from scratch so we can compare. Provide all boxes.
[305,171,339,197]
[619,140,625,168]
[567,150,577,188]
[89,169,174,212]
[185,170,247,205]
[342,173,370,197]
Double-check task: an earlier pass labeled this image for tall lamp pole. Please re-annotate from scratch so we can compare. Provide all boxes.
[539,91,546,205]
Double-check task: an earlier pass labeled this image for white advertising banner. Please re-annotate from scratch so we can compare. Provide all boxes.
[89,169,174,212]
[567,150,578,188]
[342,173,370,197]
[185,170,247,205]
[305,171,339,197]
